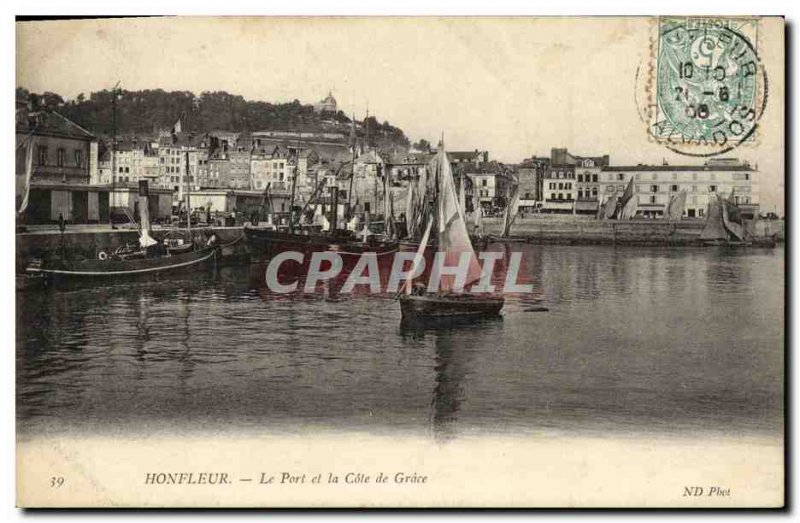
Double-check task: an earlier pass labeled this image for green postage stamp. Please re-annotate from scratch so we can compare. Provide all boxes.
[651,17,768,156]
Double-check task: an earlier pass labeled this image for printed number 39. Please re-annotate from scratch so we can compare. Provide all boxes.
[50,476,65,488]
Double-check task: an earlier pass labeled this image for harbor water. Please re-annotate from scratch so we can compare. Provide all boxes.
[16,244,784,441]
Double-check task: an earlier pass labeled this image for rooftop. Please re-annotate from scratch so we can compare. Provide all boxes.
[16,110,95,141]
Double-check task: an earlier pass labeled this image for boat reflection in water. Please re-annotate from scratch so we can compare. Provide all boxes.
[399,316,504,441]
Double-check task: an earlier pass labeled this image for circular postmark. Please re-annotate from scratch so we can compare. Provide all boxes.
[644,18,768,157]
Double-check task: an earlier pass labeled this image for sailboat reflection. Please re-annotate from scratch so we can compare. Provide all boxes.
[400,316,502,441]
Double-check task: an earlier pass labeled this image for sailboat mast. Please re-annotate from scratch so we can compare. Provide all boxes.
[185,149,191,235]
[346,115,356,221]
[288,132,301,233]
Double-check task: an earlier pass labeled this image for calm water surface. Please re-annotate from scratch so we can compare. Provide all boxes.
[17,244,784,440]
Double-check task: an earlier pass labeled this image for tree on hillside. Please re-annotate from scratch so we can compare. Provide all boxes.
[17,87,411,148]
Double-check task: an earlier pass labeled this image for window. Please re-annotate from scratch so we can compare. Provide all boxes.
[74,149,83,168]
[37,146,47,166]
[482,179,487,187]
[592,188,598,197]
[745,173,750,180]
[578,190,584,199]
[566,193,572,200]
[592,174,598,182]
[577,174,583,183]
[709,185,717,192]
[650,195,657,204]
[558,183,563,190]
[698,208,705,217]
[650,185,659,193]
[118,166,124,173]
[124,167,130,173]
[558,193,563,200]
[671,184,678,192]
[57,148,66,167]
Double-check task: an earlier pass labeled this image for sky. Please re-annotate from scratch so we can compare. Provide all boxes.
[16,16,784,212]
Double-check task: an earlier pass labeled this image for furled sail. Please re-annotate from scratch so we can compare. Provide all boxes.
[405,181,417,239]
[458,173,467,223]
[617,190,638,220]
[665,190,687,221]
[699,194,727,241]
[721,197,746,242]
[137,181,158,248]
[472,175,484,235]
[17,135,35,215]
[436,147,482,292]
[501,180,520,236]
[602,191,619,220]
[618,178,634,209]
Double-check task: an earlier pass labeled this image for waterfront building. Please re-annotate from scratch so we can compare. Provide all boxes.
[463,162,512,211]
[250,145,293,192]
[385,151,431,183]
[109,185,174,223]
[15,108,104,224]
[188,188,291,218]
[204,134,252,191]
[157,132,211,201]
[98,138,160,186]
[517,156,549,203]
[448,150,489,168]
[541,148,610,214]
[598,158,759,219]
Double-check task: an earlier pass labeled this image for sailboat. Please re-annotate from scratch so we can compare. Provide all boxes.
[699,192,775,247]
[398,144,504,320]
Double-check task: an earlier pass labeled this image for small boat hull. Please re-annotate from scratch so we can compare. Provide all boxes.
[399,293,504,319]
[25,246,218,281]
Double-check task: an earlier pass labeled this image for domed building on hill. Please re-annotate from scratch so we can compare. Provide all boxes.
[313,91,337,114]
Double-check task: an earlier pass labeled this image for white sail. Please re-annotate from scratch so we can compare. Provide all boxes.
[436,147,482,292]
[404,218,433,295]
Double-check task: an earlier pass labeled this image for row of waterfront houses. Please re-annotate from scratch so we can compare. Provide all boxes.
[15,105,761,226]
[517,148,760,219]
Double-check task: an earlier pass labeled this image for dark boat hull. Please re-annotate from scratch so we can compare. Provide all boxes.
[399,293,504,319]
[245,226,399,258]
[25,246,217,280]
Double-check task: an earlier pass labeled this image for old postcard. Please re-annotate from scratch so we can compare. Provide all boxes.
[14,16,785,508]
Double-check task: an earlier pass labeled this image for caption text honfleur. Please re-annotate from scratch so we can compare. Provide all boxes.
[144,471,428,486]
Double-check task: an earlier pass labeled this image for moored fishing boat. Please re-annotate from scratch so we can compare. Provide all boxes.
[25,180,219,282]
[700,192,777,248]
[26,244,218,280]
